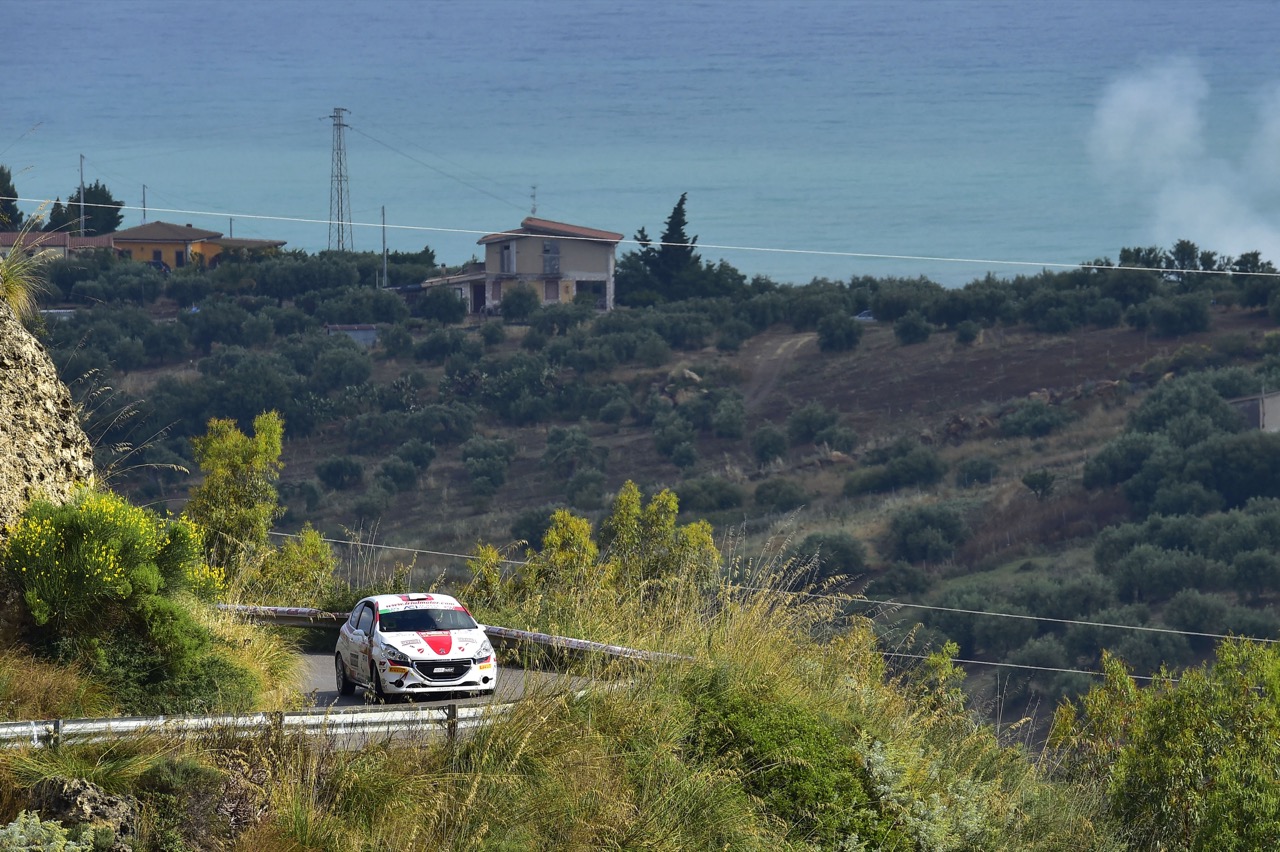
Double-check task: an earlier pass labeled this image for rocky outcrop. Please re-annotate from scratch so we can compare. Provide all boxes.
[29,776,137,851]
[0,301,95,535]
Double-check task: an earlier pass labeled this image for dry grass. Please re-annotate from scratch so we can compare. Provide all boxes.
[187,599,307,713]
[0,648,115,721]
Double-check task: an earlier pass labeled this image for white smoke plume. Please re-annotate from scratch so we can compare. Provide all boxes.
[1090,58,1280,262]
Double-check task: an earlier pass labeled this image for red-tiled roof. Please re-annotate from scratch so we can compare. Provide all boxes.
[478,216,623,245]
[111,221,223,242]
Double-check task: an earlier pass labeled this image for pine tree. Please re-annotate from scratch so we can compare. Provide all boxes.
[41,198,71,232]
[0,166,23,231]
[655,192,699,292]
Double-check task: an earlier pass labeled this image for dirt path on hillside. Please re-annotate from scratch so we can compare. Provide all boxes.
[743,332,816,415]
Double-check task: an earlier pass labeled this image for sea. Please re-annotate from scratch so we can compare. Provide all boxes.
[6,0,1280,287]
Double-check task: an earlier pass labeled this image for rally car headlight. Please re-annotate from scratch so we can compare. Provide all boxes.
[474,638,494,663]
[381,644,413,666]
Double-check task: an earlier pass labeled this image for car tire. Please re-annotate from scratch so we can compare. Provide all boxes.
[335,654,355,696]
[370,661,387,701]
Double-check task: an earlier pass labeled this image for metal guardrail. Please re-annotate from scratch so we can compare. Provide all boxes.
[0,702,513,750]
[219,605,691,663]
[0,607,692,750]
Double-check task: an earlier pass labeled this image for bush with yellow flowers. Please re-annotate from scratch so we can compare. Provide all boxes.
[0,489,258,714]
[1,489,200,631]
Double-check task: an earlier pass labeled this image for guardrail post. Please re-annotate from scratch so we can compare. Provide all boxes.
[446,703,458,744]
[50,719,62,751]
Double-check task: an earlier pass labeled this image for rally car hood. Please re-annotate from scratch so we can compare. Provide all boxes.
[379,628,487,659]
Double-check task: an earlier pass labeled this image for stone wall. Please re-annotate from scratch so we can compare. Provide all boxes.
[0,301,95,534]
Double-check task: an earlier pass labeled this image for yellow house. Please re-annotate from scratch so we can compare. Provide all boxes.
[474,217,623,313]
[110,221,285,269]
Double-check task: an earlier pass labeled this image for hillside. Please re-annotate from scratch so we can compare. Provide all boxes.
[33,246,1280,723]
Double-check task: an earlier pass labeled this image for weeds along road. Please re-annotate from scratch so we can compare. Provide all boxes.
[302,651,578,709]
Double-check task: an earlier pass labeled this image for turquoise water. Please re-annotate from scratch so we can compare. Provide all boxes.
[6,0,1279,285]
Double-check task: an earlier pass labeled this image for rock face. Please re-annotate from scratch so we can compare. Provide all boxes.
[29,776,137,852]
[0,301,95,534]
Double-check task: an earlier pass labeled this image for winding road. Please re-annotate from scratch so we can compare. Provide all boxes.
[300,651,575,709]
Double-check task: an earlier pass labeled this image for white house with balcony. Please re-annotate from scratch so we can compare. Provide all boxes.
[464,217,625,314]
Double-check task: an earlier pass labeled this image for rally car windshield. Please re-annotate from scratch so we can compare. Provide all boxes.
[378,608,478,634]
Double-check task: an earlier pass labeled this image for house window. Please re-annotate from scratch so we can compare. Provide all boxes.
[544,280,560,302]
[174,249,185,268]
[500,243,514,273]
[542,240,560,275]
[152,250,163,262]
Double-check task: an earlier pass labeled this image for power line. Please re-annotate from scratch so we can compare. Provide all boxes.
[879,651,1169,683]
[267,530,1279,647]
[266,530,530,567]
[12,195,1280,280]
[346,125,526,212]
[265,530,1184,683]
[844,596,1280,646]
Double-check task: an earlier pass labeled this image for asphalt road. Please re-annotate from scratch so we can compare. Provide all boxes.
[301,651,575,709]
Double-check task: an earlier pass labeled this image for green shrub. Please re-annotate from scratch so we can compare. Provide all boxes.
[893,310,932,345]
[954,456,999,488]
[377,457,418,493]
[678,477,746,513]
[598,396,630,424]
[412,286,467,324]
[316,456,364,490]
[479,320,506,346]
[670,441,699,469]
[683,666,910,848]
[711,397,746,439]
[377,323,413,359]
[566,469,606,509]
[955,320,981,345]
[754,478,807,513]
[462,436,517,494]
[844,441,946,496]
[653,412,696,458]
[396,438,436,470]
[0,811,93,851]
[500,284,540,323]
[750,424,787,465]
[814,424,858,452]
[511,506,559,549]
[884,503,970,563]
[792,532,867,582]
[0,489,205,632]
[1000,399,1068,438]
[786,402,839,446]
[866,562,935,597]
[816,312,863,352]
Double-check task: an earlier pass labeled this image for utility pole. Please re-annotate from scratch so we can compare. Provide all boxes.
[328,107,352,251]
[229,217,234,238]
[78,154,85,236]
[381,205,388,288]
[142,185,147,223]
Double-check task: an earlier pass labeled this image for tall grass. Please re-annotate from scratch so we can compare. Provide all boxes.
[0,528,1118,849]
[236,532,1119,850]
[0,648,115,721]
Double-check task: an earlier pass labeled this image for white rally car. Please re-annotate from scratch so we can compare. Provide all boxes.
[335,593,497,699]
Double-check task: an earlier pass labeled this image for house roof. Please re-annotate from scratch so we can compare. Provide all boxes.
[111,221,223,243]
[215,237,287,250]
[0,231,113,249]
[477,216,623,246]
